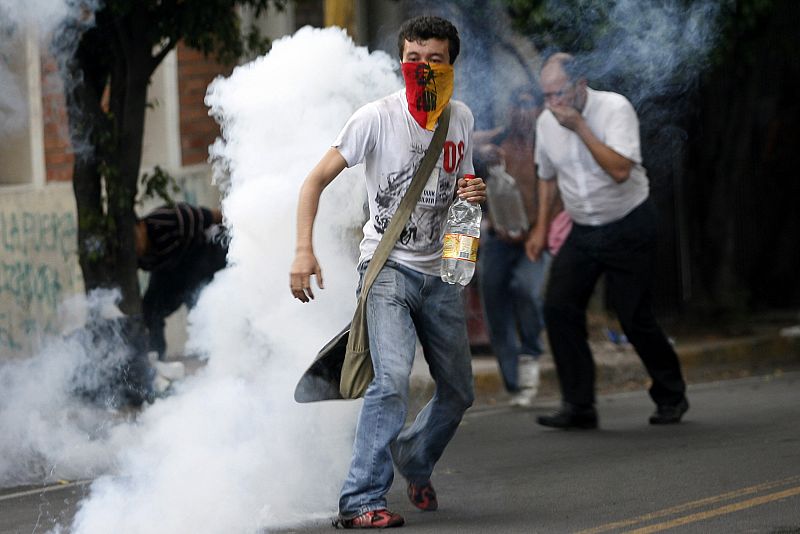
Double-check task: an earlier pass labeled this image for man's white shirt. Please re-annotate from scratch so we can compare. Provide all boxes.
[535,87,649,226]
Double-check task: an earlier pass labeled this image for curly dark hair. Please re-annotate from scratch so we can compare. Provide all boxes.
[397,16,460,65]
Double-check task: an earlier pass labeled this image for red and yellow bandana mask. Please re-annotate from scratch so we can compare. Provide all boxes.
[401,62,454,131]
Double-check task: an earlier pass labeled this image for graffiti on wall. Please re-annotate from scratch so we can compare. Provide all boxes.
[0,211,76,257]
[0,211,75,307]
[0,202,81,354]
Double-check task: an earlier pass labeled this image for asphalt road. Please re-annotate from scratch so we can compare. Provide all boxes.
[2,372,798,534]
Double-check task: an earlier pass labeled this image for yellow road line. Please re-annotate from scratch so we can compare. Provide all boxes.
[576,476,800,534]
[0,480,91,502]
[624,486,800,534]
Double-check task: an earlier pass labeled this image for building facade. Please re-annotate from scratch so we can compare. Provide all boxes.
[0,0,525,358]
[0,1,407,358]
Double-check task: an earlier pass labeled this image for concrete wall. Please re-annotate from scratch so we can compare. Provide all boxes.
[0,183,81,357]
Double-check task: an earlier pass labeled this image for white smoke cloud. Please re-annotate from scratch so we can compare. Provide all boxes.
[0,0,84,136]
[0,289,139,487]
[0,63,27,134]
[583,0,722,105]
[414,0,721,128]
[0,1,146,493]
[67,26,402,533]
[0,0,70,32]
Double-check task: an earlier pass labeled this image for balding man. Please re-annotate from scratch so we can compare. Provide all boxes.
[526,53,688,429]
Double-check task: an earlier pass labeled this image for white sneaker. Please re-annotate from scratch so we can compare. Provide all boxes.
[153,360,186,381]
[153,375,172,394]
[510,388,536,407]
[509,357,540,407]
[518,357,540,397]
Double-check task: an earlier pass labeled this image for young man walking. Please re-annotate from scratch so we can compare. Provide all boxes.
[290,16,485,528]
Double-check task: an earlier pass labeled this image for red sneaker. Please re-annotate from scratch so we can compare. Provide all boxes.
[334,509,405,529]
[407,480,438,511]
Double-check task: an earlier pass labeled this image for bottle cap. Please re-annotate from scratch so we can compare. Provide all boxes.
[464,174,475,181]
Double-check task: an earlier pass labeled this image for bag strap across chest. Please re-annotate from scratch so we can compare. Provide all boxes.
[360,104,452,294]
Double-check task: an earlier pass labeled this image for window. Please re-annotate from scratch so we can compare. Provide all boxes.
[0,30,45,187]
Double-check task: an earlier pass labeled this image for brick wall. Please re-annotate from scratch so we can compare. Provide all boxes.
[41,54,74,183]
[177,43,233,166]
[38,42,232,182]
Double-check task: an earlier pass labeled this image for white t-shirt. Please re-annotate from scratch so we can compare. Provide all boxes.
[535,87,649,226]
[333,89,475,275]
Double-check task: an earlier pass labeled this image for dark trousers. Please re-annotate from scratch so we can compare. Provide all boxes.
[142,241,228,359]
[544,199,686,407]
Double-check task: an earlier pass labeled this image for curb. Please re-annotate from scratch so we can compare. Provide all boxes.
[408,334,800,408]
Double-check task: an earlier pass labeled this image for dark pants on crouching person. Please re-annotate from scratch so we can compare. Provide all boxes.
[543,198,686,408]
[142,241,228,359]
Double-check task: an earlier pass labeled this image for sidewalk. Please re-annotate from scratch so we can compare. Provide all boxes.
[164,317,800,408]
[408,323,800,408]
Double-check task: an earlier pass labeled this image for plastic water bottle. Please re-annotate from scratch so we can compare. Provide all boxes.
[441,174,482,285]
[486,164,529,238]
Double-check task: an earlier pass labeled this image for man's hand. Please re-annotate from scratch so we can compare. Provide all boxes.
[525,225,548,262]
[549,104,633,183]
[458,176,487,204]
[290,250,324,303]
[290,148,346,303]
[547,104,584,132]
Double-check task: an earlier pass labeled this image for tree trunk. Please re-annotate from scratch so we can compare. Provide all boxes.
[104,9,155,316]
[65,5,162,316]
[65,26,115,293]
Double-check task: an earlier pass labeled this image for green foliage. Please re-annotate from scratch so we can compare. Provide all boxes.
[501,0,744,103]
[243,24,274,60]
[504,0,779,63]
[505,0,613,53]
[711,0,780,65]
[100,0,287,64]
[139,166,181,206]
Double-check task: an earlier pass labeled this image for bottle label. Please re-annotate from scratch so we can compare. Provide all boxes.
[443,234,479,262]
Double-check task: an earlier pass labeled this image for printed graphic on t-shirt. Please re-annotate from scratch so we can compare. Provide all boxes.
[372,144,457,250]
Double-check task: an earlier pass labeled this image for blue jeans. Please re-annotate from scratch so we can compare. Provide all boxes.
[477,232,550,392]
[339,260,475,518]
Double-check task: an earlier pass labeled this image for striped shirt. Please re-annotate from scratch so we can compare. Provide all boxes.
[138,203,214,271]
